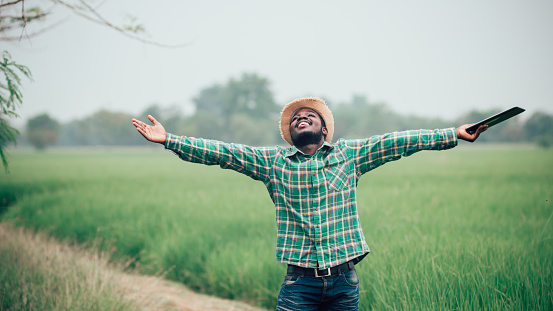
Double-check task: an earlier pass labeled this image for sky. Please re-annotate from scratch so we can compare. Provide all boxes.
[5,0,553,126]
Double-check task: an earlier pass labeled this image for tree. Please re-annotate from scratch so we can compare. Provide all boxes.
[0,51,32,171]
[222,73,279,119]
[59,109,148,146]
[191,73,279,143]
[193,84,226,117]
[524,112,553,148]
[26,113,60,150]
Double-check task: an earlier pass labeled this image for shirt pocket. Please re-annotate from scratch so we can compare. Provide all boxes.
[325,156,351,192]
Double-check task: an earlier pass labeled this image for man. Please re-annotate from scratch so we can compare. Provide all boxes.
[132,97,487,311]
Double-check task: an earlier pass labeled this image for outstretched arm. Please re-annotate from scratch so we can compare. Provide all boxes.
[456,124,488,142]
[132,115,167,144]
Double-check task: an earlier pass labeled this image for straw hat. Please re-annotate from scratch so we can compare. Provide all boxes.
[279,97,334,145]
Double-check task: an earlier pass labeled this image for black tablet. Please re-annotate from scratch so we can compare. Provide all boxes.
[465,107,525,134]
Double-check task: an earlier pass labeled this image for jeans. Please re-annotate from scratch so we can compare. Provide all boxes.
[276,268,359,311]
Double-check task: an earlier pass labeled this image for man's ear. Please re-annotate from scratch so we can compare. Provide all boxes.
[322,127,328,136]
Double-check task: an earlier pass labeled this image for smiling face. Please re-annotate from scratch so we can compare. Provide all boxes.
[289,108,328,148]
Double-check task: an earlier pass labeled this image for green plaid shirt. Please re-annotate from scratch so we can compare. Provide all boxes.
[165,128,458,269]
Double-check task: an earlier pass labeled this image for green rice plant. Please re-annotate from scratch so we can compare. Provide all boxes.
[1,145,552,310]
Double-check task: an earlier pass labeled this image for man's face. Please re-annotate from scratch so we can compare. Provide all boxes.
[289,108,328,147]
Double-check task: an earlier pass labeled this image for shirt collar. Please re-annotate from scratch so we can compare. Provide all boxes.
[284,141,333,158]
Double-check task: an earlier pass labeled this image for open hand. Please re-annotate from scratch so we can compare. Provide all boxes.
[132,115,167,144]
[456,124,488,142]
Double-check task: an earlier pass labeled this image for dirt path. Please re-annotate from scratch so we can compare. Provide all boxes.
[116,272,268,311]
[0,222,268,311]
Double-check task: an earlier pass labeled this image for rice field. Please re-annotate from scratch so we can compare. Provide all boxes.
[1,144,552,310]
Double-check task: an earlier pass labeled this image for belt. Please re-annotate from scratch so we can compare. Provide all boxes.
[287,260,355,278]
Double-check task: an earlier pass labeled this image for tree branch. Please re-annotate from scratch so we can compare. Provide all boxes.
[1,18,66,41]
[0,0,24,9]
[1,0,190,48]
[18,0,29,41]
[0,13,48,20]
[52,0,190,48]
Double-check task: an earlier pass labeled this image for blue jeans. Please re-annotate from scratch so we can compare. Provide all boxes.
[276,268,360,311]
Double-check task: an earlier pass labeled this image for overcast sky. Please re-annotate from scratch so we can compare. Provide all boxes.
[6,0,553,126]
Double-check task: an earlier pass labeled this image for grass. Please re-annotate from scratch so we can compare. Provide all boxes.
[0,221,269,311]
[0,222,137,310]
[1,144,552,310]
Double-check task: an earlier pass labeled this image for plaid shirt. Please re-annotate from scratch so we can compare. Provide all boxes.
[165,128,458,269]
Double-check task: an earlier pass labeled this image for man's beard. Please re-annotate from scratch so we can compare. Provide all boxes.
[291,129,325,148]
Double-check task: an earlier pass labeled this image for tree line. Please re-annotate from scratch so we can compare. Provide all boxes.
[19,73,553,149]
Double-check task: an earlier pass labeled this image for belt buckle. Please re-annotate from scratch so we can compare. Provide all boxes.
[315,267,331,278]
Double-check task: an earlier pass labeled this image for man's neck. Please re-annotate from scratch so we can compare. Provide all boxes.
[296,141,325,155]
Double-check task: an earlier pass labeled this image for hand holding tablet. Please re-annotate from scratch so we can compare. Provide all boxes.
[465,107,525,134]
